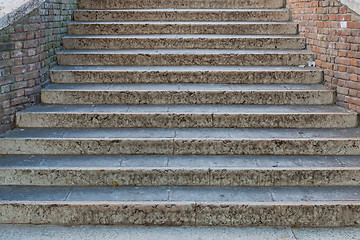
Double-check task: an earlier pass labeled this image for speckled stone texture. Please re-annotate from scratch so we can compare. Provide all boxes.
[2,167,360,187]
[1,133,360,155]
[62,36,306,50]
[68,22,298,36]
[1,0,360,227]
[1,201,360,226]
[50,66,323,84]
[73,9,291,22]
[77,0,285,9]
[40,86,335,105]
[15,109,358,128]
[56,50,312,66]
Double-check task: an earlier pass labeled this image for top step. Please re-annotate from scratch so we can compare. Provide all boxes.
[78,0,285,10]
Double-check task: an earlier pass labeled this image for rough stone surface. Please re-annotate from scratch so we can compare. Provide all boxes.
[2,167,360,186]
[40,84,335,105]
[16,105,358,128]
[77,0,285,9]
[73,9,291,22]
[2,225,360,240]
[68,22,298,36]
[1,0,360,228]
[62,35,305,50]
[56,49,312,66]
[0,201,360,226]
[1,128,360,155]
[50,66,323,84]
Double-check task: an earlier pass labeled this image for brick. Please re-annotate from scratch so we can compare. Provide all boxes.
[335,57,351,65]
[347,81,360,89]
[348,51,360,59]
[348,22,360,29]
[11,66,26,75]
[23,39,39,49]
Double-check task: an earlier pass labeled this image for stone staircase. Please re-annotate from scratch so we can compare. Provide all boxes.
[1,0,360,227]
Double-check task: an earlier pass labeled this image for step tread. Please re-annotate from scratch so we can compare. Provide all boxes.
[19,104,354,114]
[42,83,331,91]
[58,49,312,54]
[51,65,320,72]
[69,21,296,24]
[2,127,360,139]
[63,34,303,39]
[1,186,360,202]
[74,9,290,12]
[1,155,360,168]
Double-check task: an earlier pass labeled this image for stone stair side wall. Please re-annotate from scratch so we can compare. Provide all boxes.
[0,0,77,133]
[287,0,360,112]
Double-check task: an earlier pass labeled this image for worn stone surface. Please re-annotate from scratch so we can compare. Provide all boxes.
[73,9,291,22]
[62,35,305,50]
[1,131,360,155]
[40,85,335,105]
[2,0,360,228]
[0,225,299,240]
[77,0,285,9]
[4,225,360,240]
[2,155,360,168]
[50,66,323,84]
[68,22,298,36]
[16,109,358,128]
[0,201,360,226]
[2,167,360,187]
[57,49,312,66]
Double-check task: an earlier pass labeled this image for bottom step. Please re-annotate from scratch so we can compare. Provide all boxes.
[1,186,360,226]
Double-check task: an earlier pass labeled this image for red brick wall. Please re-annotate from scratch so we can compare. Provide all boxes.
[0,0,77,133]
[287,0,360,112]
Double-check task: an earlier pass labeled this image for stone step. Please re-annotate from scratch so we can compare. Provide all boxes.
[40,84,335,105]
[3,155,360,168]
[77,0,285,10]
[68,22,298,35]
[1,186,360,226]
[2,157,360,186]
[50,66,323,84]
[73,9,291,22]
[16,105,358,128]
[1,128,360,155]
[57,49,312,66]
[62,35,305,50]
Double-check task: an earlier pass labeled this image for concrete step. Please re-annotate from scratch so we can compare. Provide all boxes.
[62,35,305,50]
[1,128,360,155]
[68,22,298,36]
[50,66,323,84]
[77,0,285,10]
[2,155,360,186]
[1,186,360,226]
[3,225,359,240]
[3,155,360,168]
[73,9,291,22]
[56,49,312,66]
[16,105,358,128]
[40,84,335,105]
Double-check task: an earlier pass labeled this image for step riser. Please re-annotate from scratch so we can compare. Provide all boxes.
[16,113,358,128]
[1,139,359,155]
[50,69,323,84]
[77,0,285,9]
[57,53,312,66]
[68,23,298,36]
[41,91,335,105]
[73,10,290,22]
[63,37,305,50]
[2,168,360,186]
[1,202,359,226]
